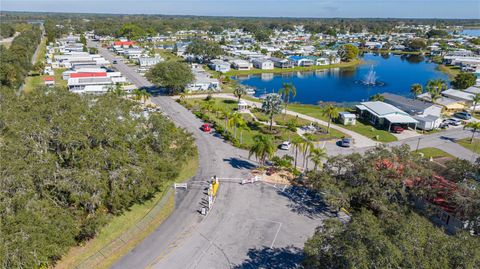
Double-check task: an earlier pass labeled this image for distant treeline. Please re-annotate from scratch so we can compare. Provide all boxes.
[2,12,479,40]
[0,25,41,88]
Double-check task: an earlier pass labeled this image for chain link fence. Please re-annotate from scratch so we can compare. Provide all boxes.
[74,187,174,269]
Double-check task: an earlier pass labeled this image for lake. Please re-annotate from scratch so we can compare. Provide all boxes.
[236,53,448,105]
[460,28,480,37]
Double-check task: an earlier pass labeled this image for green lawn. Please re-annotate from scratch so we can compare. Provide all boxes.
[416,147,454,159]
[182,98,345,148]
[226,59,361,76]
[154,49,183,62]
[288,104,397,143]
[437,64,461,78]
[56,156,198,269]
[457,138,480,154]
[24,68,67,92]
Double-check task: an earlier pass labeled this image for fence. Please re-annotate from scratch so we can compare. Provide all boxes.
[74,187,174,269]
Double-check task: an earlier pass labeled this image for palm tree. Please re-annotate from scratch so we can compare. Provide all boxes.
[233,86,248,103]
[410,83,423,98]
[471,93,480,113]
[222,109,232,131]
[200,100,215,113]
[291,137,303,169]
[228,112,246,139]
[262,93,283,131]
[320,104,339,134]
[464,122,480,144]
[300,140,314,171]
[140,89,151,104]
[248,134,275,166]
[132,88,142,102]
[309,147,328,171]
[278,82,297,118]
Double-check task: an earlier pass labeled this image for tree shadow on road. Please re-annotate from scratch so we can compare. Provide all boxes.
[277,186,330,219]
[223,157,257,170]
[232,246,304,269]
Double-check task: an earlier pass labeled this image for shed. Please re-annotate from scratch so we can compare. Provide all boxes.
[339,112,356,125]
[238,99,249,112]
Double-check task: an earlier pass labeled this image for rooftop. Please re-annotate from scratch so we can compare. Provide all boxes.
[382,92,436,115]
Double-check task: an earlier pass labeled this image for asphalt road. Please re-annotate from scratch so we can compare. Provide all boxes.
[94,42,336,269]
[93,42,478,268]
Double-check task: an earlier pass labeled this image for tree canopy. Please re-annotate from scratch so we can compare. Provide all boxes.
[185,38,223,61]
[0,87,195,268]
[146,61,194,94]
[338,44,359,61]
[451,72,477,90]
[303,146,480,269]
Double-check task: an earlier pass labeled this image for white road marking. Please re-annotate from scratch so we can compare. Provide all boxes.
[270,222,283,248]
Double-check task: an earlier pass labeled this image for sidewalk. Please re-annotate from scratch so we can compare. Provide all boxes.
[178,93,378,148]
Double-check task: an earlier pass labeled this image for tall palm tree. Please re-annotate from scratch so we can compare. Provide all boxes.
[291,137,303,169]
[228,112,246,139]
[320,104,339,134]
[233,86,248,103]
[248,134,275,166]
[464,122,480,144]
[410,83,423,98]
[471,93,480,113]
[300,140,314,171]
[309,147,328,171]
[262,93,283,131]
[222,110,232,131]
[278,82,297,118]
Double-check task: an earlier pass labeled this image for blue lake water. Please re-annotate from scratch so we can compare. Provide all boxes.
[460,29,480,37]
[236,53,448,105]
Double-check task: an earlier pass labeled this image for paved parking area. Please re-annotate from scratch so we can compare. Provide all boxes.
[150,182,338,269]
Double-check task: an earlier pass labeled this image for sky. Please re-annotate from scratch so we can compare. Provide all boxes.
[1,0,479,19]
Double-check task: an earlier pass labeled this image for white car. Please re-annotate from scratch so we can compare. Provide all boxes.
[444,118,462,126]
[279,141,291,150]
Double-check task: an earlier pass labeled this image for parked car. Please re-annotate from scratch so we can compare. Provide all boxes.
[279,141,291,150]
[391,125,404,134]
[453,111,472,120]
[339,138,351,147]
[445,118,462,126]
[112,60,118,64]
[200,123,211,132]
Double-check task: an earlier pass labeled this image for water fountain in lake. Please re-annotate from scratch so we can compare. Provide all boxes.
[357,65,385,86]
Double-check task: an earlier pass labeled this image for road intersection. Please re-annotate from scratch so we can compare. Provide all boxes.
[92,42,478,268]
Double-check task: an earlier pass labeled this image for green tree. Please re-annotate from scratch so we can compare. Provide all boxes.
[451,72,476,90]
[309,147,327,171]
[248,134,275,166]
[228,112,246,139]
[338,44,359,61]
[278,82,297,119]
[407,38,427,51]
[369,93,385,102]
[464,122,480,144]
[118,23,146,40]
[472,93,480,113]
[233,86,248,103]
[185,38,223,61]
[146,61,194,95]
[261,93,283,131]
[410,83,423,98]
[426,79,448,103]
[320,104,339,134]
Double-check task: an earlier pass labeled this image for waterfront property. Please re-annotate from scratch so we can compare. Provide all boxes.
[356,101,418,131]
[238,54,449,104]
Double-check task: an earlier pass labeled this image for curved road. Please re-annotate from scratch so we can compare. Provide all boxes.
[92,42,478,269]
[92,42,332,269]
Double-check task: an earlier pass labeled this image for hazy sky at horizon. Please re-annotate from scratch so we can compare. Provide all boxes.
[2,0,479,19]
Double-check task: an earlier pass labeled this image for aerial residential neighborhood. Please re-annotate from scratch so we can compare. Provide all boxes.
[0,2,479,269]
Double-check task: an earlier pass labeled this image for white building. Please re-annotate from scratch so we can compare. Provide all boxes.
[252,59,274,70]
[138,57,163,67]
[231,59,251,70]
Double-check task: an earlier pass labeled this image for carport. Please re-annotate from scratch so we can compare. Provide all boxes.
[384,114,418,131]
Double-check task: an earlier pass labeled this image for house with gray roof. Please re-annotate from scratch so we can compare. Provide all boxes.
[356,101,418,131]
[382,93,442,130]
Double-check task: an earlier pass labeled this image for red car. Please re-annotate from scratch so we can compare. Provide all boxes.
[200,123,211,132]
[392,125,404,134]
